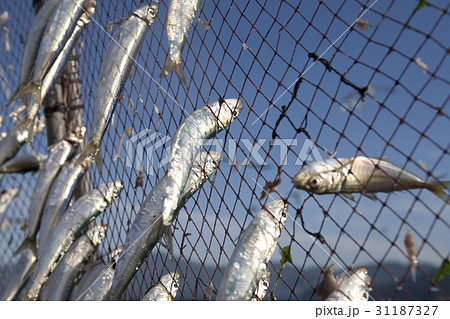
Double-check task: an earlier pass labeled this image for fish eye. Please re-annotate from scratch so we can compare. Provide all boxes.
[173,283,179,288]
[281,212,286,218]
[308,177,321,189]
[232,110,238,117]
[263,281,268,287]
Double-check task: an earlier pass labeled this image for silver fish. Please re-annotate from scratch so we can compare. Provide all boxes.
[216,198,288,301]
[37,160,84,258]
[161,98,243,226]
[7,0,60,105]
[15,140,72,257]
[12,1,95,135]
[0,153,43,173]
[141,271,180,301]
[325,267,371,301]
[405,229,418,283]
[106,151,221,300]
[71,247,123,301]
[292,156,450,203]
[161,0,205,87]
[23,181,123,300]
[39,224,107,301]
[76,4,158,170]
[251,266,271,301]
[0,249,36,301]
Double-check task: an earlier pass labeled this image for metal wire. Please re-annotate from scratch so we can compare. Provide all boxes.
[0,0,449,301]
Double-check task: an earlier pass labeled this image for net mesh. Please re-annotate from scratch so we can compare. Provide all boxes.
[0,0,449,301]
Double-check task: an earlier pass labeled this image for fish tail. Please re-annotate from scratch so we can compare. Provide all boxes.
[426,181,450,204]
[7,81,41,107]
[76,138,101,167]
[13,237,37,257]
[160,55,188,89]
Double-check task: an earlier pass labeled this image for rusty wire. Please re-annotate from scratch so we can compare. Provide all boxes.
[0,0,449,301]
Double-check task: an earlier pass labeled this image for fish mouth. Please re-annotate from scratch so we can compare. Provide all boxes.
[291,173,307,189]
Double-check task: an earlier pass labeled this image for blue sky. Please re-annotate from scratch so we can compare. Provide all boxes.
[0,0,449,300]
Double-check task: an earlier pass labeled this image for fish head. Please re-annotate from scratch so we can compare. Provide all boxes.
[161,271,180,299]
[265,198,288,228]
[99,181,124,204]
[134,4,159,24]
[83,0,97,17]
[216,98,243,129]
[86,224,108,246]
[292,161,334,193]
[255,267,271,300]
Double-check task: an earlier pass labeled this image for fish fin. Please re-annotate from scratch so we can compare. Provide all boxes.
[163,227,174,260]
[160,55,188,89]
[76,139,100,167]
[362,193,378,201]
[13,238,37,257]
[95,145,103,174]
[341,193,355,201]
[7,81,41,108]
[427,181,450,204]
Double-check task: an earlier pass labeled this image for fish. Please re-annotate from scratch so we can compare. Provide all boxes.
[0,153,43,173]
[7,0,60,106]
[251,266,271,301]
[10,0,93,107]
[141,271,180,301]
[76,4,158,171]
[37,159,84,258]
[0,249,36,301]
[161,0,205,87]
[292,156,450,203]
[23,181,123,300]
[71,247,123,301]
[325,266,371,301]
[161,98,243,226]
[14,140,72,257]
[39,224,107,301]
[11,1,95,135]
[405,229,418,282]
[216,198,288,301]
[106,151,221,300]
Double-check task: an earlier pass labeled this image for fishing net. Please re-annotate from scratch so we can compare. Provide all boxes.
[0,0,449,300]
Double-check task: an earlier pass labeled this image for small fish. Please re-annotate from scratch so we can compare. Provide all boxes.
[0,249,36,301]
[37,159,84,258]
[71,247,123,301]
[161,98,243,226]
[23,181,122,300]
[76,4,158,171]
[8,0,60,106]
[325,266,371,301]
[39,224,107,301]
[11,1,95,135]
[14,140,73,257]
[141,271,180,301]
[106,151,221,300]
[161,0,205,87]
[405,229,418,282]
[251,266,271,301]
[0,153,43,173]
[216,199,288,301]
[292,156,450,203]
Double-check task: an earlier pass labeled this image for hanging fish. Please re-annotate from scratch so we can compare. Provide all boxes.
[76,4,158,171]
[161,98,242,226]
[161,0,205,87]
[292,156,450,203]
[216,199,287,300]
